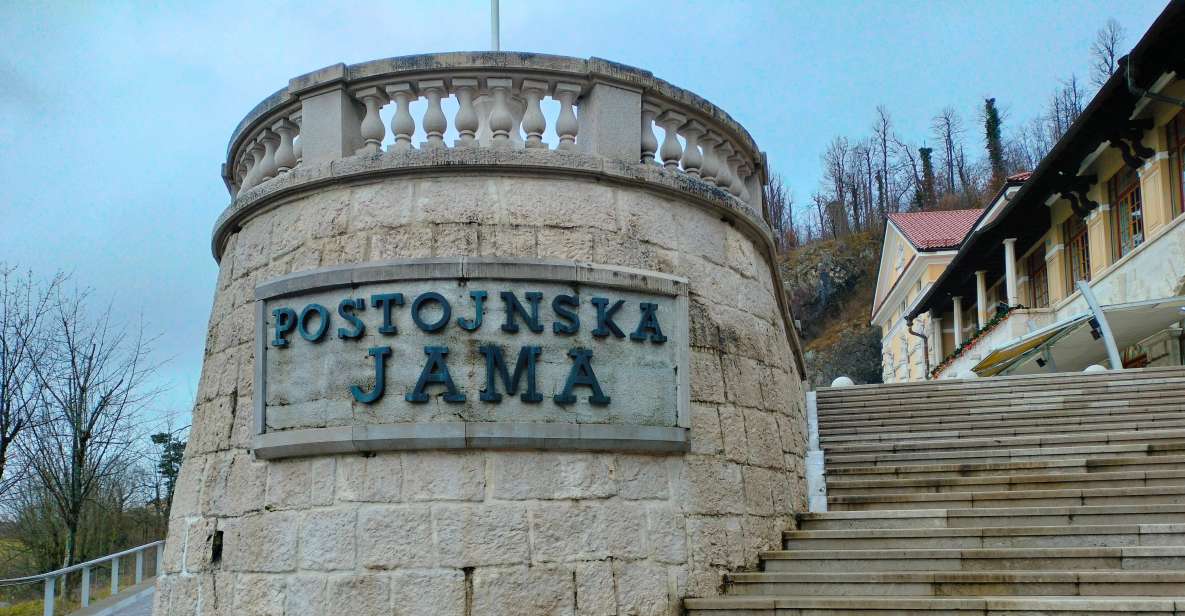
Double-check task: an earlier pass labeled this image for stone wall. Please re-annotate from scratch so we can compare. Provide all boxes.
[155,166,807,615]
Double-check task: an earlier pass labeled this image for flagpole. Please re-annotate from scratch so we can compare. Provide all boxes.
[491,0,500,51]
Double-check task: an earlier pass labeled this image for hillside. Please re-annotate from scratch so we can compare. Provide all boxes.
[781,232,883,387]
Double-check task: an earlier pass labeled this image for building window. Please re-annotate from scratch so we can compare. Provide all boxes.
[1064,215,1091,291]
[1109,165,1144,259]
[1026,245,1049,308]
[1170,113,1185,217]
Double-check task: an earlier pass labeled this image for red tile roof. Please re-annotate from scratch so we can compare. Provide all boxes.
[1007,171,1032,182]
[887,208,984,251]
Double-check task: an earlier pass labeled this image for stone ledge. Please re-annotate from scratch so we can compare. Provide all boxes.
[254,256,689,301]
[211,147,771,262]
[252,422,690,459]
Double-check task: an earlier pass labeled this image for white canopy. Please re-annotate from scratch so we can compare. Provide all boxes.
[972,295,1185,377]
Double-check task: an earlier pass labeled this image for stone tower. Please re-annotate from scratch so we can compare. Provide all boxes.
[156,53,808,615]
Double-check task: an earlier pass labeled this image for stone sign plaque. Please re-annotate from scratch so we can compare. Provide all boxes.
[252,258,690,458]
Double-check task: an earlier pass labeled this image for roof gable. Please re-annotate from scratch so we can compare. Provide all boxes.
[886,208,983,251]
[871,224,918,323]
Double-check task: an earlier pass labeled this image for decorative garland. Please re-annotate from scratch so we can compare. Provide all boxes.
[930,305,1021,378]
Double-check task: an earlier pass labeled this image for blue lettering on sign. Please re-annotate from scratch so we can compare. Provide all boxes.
[270,289,667,406]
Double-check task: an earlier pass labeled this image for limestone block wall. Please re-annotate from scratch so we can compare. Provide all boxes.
[155,166,808,615]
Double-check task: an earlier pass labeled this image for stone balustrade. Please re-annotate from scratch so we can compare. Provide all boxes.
[222,52,767,218]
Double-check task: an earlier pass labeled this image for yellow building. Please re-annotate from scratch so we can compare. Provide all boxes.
[903,6,1185,380]
[872,208,983,383]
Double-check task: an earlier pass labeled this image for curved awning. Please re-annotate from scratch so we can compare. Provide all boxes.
[972,296,1185,377]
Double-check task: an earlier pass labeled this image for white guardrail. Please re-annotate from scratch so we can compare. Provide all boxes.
[0,540,163,616]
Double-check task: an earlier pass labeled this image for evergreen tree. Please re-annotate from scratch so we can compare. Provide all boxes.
[151,432,186,512]
[984,98,1006,189]
[919,147,937,210]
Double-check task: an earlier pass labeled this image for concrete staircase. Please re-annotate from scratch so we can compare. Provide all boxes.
[686,367,1185,615]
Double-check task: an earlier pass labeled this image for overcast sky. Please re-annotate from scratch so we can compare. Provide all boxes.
[0,0,1168,423]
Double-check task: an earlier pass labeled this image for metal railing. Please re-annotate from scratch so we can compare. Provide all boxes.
[0,540,164,616]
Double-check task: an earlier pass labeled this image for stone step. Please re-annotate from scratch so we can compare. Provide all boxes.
[821,366,1185,389]
[758,546,1185,572]
[818,392,1185,420]
[817,366,1185,393]
[685,595,1185,615]
[817,385,1185,412]
[698,372,1185,615]
[815,368,1185,402]
[798,504,1185,530]
[826,441,1185,468]
[820,415,1185,444]
[827,469,1185,497]
[723,571,1185,598]
[822,429,1185,457]
[828,484,1185,511]
[783,524,1185,550]
[826,455,1185,480]
[820,403,1185,424]
[819,404,1185,432]
[817,389,1185,417]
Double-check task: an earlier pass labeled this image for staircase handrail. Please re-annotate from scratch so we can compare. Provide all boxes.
[0,540,164,616]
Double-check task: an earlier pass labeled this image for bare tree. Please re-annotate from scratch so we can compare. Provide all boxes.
[21,285,160,568]
[931,108,965,198]
[811,192,833,240]
[1052,75,1087,138]
[0,267,62,498]
[854,140,876,229]
[765,173,797,252]
[1091,18,1126,88]
[873,106,894,218]
[822,137,855,233]
[892,136,922,210]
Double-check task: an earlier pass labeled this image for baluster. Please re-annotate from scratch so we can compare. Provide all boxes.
[725,150,745,197]
[657,110,686,171]
[135,550,144,584]
[698,130,720,182]
[554,82,581,150]
[452,78,479,148]
[474,95,492,145]
[111,556,119,594]
[354,87,388,155]
[258,130,279,181]
[272,119,297,172]
[385,83,416,152]
[156,543,165,576]
[736,161,753,203]
[419,80,447,149]
[290,111,303,167]
[234,158,251,196]
[240,140,265,191]
[714,141,735,189]
[679,120,705,177]
[509,94,526,148]
[521,80,548,148]
[487,78,514,147]
[640,103,659,164]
